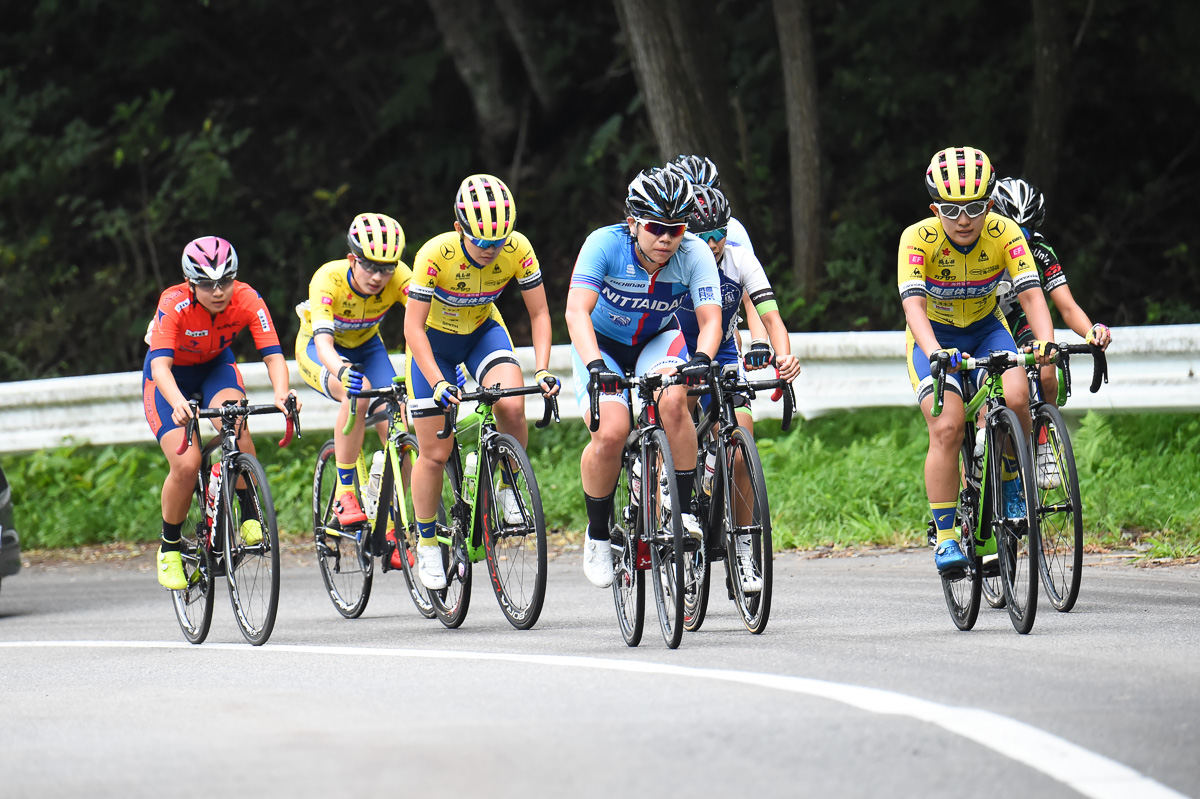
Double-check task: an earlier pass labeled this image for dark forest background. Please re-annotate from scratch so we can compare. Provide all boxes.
[2,0,1197,380]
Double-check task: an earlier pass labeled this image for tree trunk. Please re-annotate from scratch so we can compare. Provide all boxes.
[1024,0,1070,195]
[613,0,743,210]
[773,0,821,301]
[495,0,555,113]
[425,0,518,168]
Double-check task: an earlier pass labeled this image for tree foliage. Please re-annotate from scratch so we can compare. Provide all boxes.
[1,0,1197,380]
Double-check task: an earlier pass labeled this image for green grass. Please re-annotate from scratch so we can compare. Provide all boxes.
[4,410,1199,556]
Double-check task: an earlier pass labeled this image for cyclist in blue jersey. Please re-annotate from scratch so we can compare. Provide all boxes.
[565,167,723,588]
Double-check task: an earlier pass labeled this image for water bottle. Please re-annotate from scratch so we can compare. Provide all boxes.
[630,455,642,503]
[363,451,385,519]
[701,443,718,496]
[973,428,986,467]
[205,463,221,523]
[463,451,478,505]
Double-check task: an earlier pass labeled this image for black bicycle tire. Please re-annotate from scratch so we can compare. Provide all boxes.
[171,468,215,644]
[990,406,1040,634]
[224,453,281,645]
[724,426,774,634]
[646,428,686,649]
[312,439,373,619]
[481,433,548,630]
[391,434,436,619]
[611,447,645,647]
[1032,403,1084,611]
[941,430,982,630]
[683,430,716,633]
[430,455,472,628]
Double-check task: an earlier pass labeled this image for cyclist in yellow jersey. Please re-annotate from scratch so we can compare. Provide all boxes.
[404,174,559,590]
[898,147,1056,573]
[295,213,413,567]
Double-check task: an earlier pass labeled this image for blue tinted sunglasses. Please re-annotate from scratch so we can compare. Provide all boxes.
[697,228,727,243]
[467,235,508,250]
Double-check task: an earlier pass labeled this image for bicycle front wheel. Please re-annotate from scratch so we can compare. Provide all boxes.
[645,429,685,649]
[611,449,644,647]
[313,440,373,619]
[482,433,547,630]
[941,429,982,630]
[723,427,773,634]
[1032,404,1083,611]
[989,406,1040,634]
[390,434,436,619]
[225,453,281,645]
[430,456,472,629]
[171,467,215,644]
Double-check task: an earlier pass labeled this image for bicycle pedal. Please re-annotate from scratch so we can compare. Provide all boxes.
[980,555,1000,578]
[939,566,969,582]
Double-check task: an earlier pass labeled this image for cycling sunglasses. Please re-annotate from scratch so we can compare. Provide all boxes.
[467,235,509,250]
[191,276,234,292]
[354,255,397,274]
[935,199,990,220]
[636,218,688,238]
[697,228,727,243]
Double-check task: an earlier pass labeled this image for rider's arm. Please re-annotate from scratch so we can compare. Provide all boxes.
[520,284,554,374]
[565,286,603,365]
[692,304,722,360]
[149,355,193,426]
[1047,284,1094,341]
[902,296,944,362]
[262,352,296,413]
[742,294,768,343]
[1016,288,1054,345]
[403,297,451,387]
[759,309,800,381]
[313,332,347,380]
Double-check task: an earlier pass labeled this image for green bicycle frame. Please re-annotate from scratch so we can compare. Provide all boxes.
[437,402,489,564]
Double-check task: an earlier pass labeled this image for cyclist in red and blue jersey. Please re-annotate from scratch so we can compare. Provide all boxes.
[566,167,723,588]
[143,237,298,589]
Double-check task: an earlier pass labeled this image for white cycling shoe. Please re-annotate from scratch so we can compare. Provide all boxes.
[417,543,447,590]
[735,535,763,594]
[1036,441,1061,490]
[583,533,614,588]
[497,486,524,525]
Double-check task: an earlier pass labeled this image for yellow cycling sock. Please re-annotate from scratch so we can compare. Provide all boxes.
[930,501,957,545]
[416,516,437,543]
[336,461,357,490]
[1000,454,1019,482]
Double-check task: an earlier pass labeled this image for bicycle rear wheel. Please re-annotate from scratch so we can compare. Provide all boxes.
[390,435,435,619]
[225,454,281,645]
[1032,404,1083,611]
[723,427,773,634]
[645,429,685,649]
[683,432,715,633]
[989,406,1040,634]
[312,440,373,619]
[610,451,644,647]
[941,431,982,631]
[171,468,215,644]
[430,456,472,629]
[482,433,547,630]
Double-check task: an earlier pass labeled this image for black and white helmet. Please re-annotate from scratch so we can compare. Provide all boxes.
[688,185,731,233]
[625,167,696,221]
[667,154,720,189]
[992,177,1046,229]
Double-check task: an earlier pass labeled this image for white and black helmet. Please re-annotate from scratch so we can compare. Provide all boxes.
[992,177,1046,229]
[625,167,696,221]
[667,154,721,189]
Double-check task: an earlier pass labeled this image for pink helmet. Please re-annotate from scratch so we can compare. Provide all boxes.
[181,236,238,282]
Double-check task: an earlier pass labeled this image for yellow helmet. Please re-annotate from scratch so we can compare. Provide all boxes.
[347,213,405,263]
[455,174,516,240]
[925,146,996,202]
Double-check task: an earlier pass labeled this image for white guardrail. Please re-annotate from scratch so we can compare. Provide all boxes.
[0,325,1196,454]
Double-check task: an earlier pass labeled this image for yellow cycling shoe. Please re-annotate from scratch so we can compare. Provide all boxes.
[240,519,263,547]
[157,549,187,590]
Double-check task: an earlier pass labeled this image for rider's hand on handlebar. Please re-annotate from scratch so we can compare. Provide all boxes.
[742,340,773,370]
[587,359,622,395]
[929,348,962,374]
[275,388,301,415]
[775,353,801,382]
[1086,323,1112,350]
[534,369,560,397]
[432,380,461,408]
[678,352,712,386]
[170,398,197,427]
[338,364,365,395]
[1028,340,1059,366]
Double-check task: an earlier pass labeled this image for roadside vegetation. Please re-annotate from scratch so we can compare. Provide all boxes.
[5,410,1197,559]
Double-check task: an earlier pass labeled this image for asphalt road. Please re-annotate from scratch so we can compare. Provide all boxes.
[1,547,1196,799]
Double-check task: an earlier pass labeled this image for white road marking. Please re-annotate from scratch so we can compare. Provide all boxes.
[1,640,1188,799]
